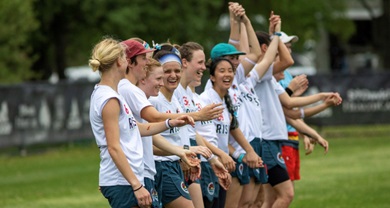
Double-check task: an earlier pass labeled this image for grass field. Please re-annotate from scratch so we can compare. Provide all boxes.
[0,125,389,208]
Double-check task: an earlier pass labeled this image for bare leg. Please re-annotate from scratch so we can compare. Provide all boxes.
[225,177,243,208]
[238,178,258,208]
[188,183,204,208]
[165,196,195,208]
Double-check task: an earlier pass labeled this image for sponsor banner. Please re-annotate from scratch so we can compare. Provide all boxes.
[0,82,95,148]
[1,73,389,148]
[303,73,390,126]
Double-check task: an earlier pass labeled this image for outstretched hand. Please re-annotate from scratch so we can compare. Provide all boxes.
[179,149,200,167]
[209,156,229,179]
[303,135,316,155]
[198,103,224,121]
[190,145,212,159]
[289,74,309,96]
[170,115,195,127]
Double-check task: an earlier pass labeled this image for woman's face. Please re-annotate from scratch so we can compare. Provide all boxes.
[184,50,206,84]
[142,66,164,97]
[210,60,235,92]
[223,55,240,70]
[129,54,148,81]
[118,53,128,78]
[162,61,182,93]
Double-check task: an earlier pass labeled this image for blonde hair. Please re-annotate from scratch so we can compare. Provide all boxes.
[145,57,161,78]
[89,37,126,72]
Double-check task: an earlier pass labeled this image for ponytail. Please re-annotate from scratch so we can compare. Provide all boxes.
[224,91,239,130]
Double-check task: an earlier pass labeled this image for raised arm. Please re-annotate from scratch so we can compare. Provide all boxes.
[253,19,280,78]
[229,2,261,76]
[269,12,294,74]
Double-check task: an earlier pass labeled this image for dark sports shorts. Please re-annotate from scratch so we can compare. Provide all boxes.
[154,160,191,206]
[200,161,220,202]
[100,185,138,208]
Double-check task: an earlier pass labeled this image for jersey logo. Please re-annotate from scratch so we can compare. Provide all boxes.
[151,188,159,203]
[239,163,244,176]
[195,102,202,111]
[183,96,189,106]
[207,182,215,195]
[180,181,189,193]
[277,152,285,164]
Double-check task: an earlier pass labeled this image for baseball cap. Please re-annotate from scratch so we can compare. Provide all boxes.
[121,39,155,59]
[210,43,246,60]
[280,32,299,44]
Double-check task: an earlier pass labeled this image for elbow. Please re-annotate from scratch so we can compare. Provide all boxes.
[286,59,294,68]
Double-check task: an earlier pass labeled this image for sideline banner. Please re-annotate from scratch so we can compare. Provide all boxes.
[0,82,95,148]
[1,73,390,148]
[303,73,390,126]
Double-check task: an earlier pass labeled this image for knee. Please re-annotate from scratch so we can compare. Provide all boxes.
[282,189,294,204]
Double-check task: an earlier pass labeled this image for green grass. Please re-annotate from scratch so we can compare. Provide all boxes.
[291,125,390,208]
[0,125,389,208]
[0,143,107,208]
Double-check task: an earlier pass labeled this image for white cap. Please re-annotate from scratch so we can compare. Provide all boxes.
[280,31,299,44]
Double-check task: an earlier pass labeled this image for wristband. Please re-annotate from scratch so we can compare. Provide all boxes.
[237,153,245,163]
[183,144,190,150]
[165,118,172,129]
[207,154,217,161]
[300,108,305,119]
[244,57,256,65]
[285,87,293,96]
[274,32,282,36]
[229,38,240,44]
[232,150,241,160]
[133,184,143,192]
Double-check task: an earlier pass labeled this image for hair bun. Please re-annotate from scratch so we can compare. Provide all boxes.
[89,59,101,72]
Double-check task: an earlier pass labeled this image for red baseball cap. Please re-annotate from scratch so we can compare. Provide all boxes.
[121,39,155,59]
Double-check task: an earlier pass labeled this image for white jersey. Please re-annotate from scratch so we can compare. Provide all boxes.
[90,85,144,186]
[193,92,218,162]
[200,88,231,154]
[253,65,288,141]
[149,92,187,161]
[174,84,198,141]
[230,69,264,154]
[118,79,156,180]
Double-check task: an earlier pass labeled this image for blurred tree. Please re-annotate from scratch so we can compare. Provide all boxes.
[0,0,38,83]
[8,0,357,82]
[241,0,355,51]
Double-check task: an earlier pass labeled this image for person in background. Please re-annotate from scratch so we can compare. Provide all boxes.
[278,31,336,184]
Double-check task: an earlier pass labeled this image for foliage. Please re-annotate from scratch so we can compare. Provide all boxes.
[0,0,356,82]
[242,0,356,51]
[0,0,38,83]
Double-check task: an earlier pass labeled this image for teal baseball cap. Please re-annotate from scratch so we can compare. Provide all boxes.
[210,43,246,60]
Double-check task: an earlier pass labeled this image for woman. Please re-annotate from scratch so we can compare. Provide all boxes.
[89,37,193,208]
[200,58,263,208]
[149,50,197,208]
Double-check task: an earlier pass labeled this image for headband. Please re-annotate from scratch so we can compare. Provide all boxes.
[158,54,182,66]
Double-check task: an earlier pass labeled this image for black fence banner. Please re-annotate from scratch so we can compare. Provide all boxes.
[303,73,390,126]
[0,82,95,149]
[1,73,389,149]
